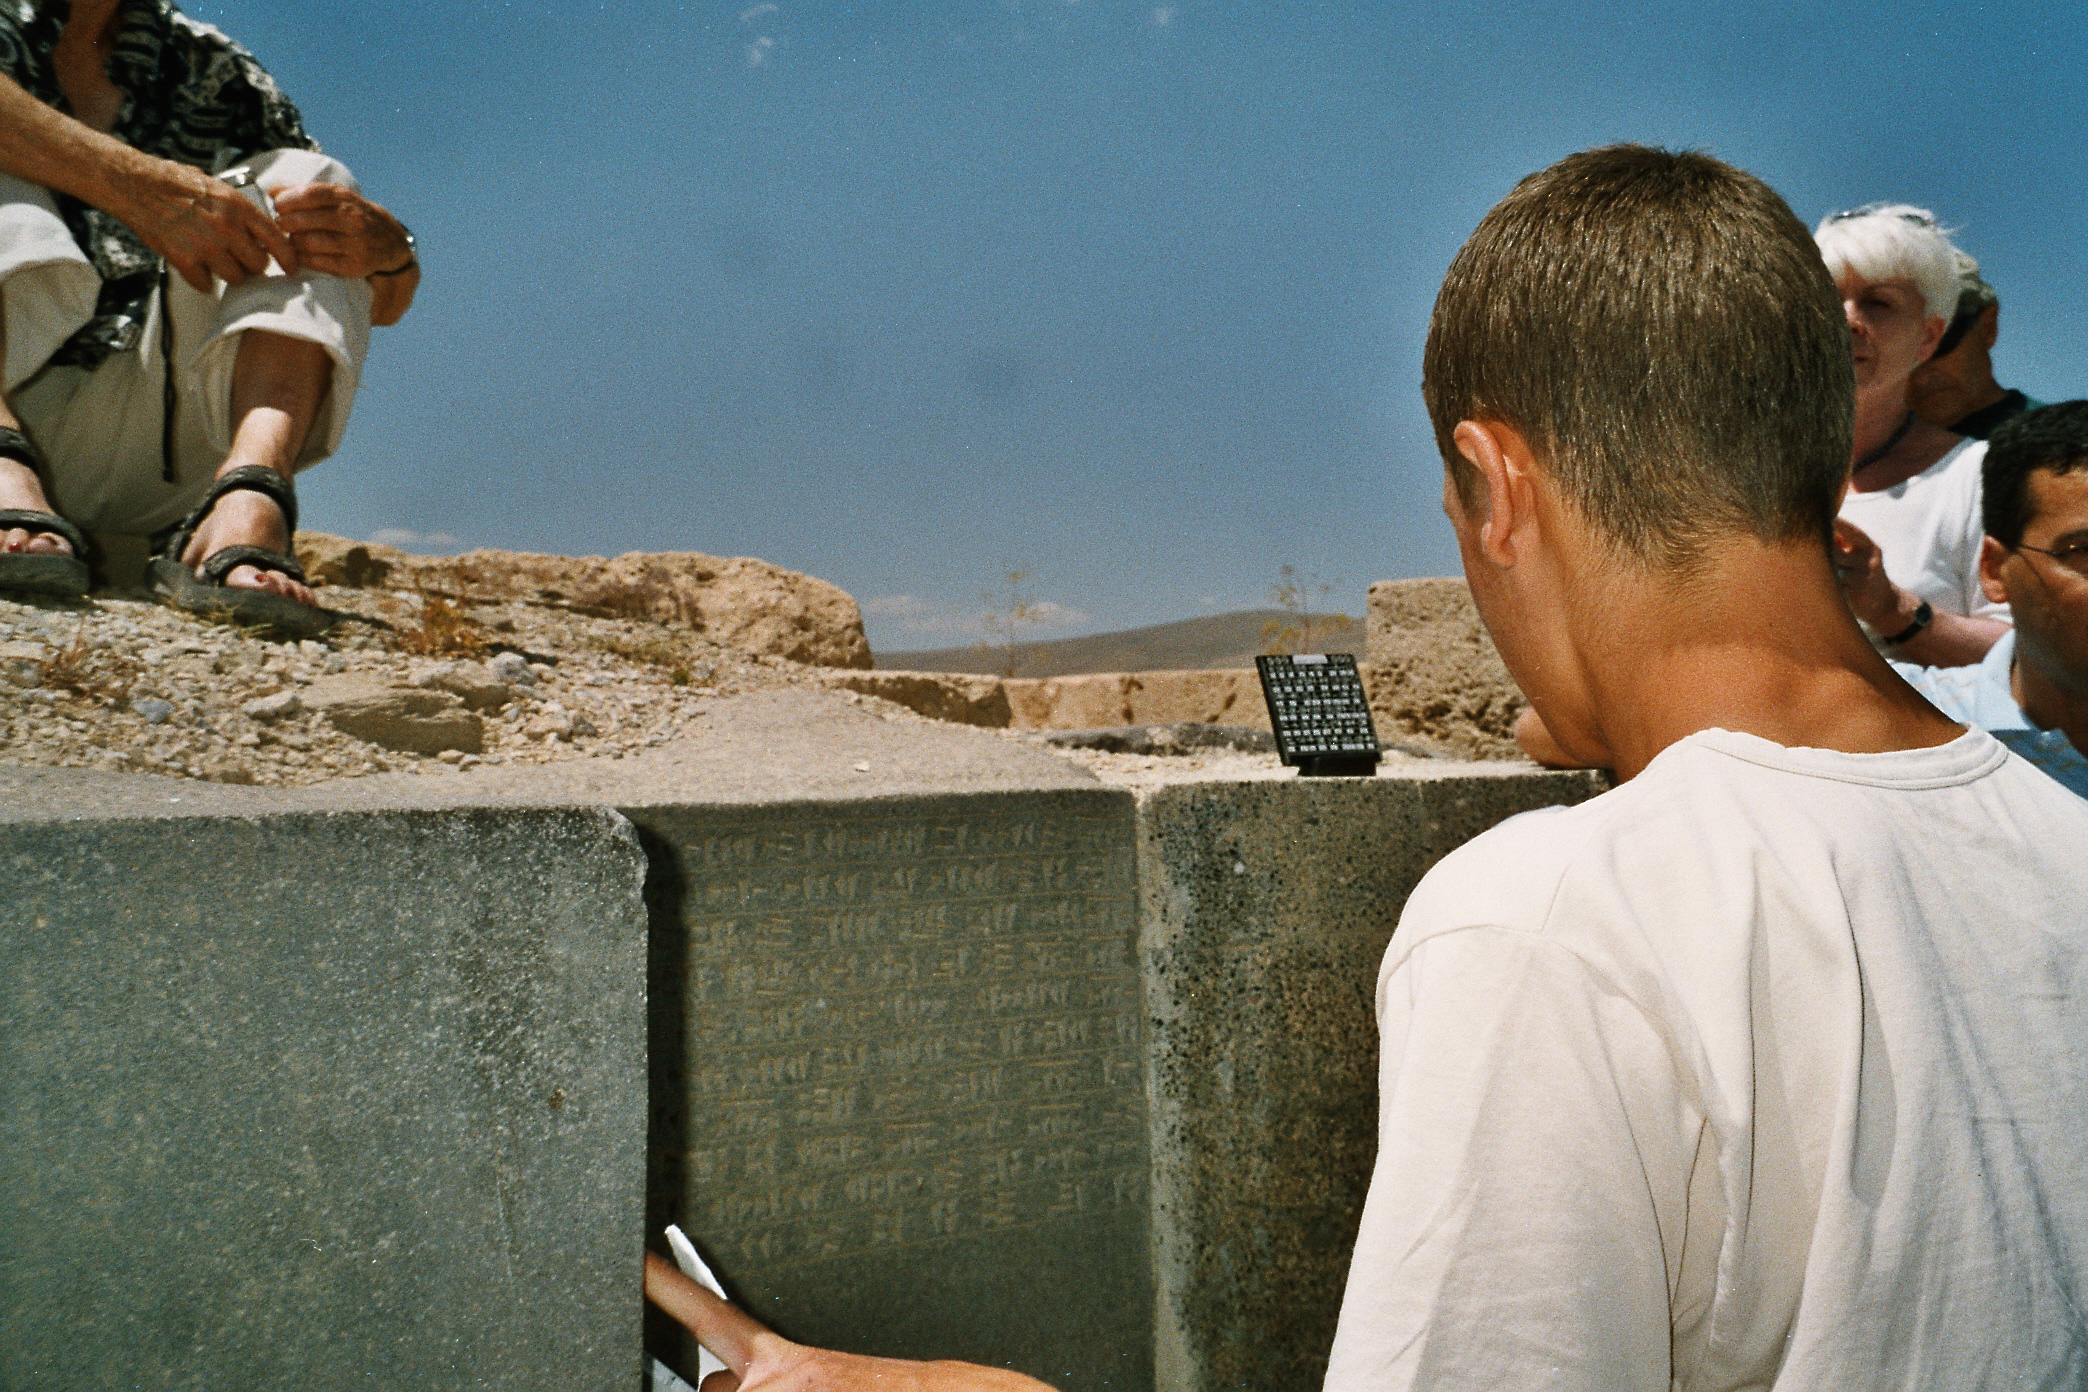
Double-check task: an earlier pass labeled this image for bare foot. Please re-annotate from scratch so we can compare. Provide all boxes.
[0,455,75,557]
[177,474,316,606]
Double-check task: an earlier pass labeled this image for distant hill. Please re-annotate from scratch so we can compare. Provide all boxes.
[875,608,1362,677]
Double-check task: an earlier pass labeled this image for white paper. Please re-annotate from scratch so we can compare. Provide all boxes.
[666,1224,731,1384]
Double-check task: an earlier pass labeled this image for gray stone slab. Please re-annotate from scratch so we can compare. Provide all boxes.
[0,803,649,1392]
[1135,769,1608,1392]
[635,788,1149,1392]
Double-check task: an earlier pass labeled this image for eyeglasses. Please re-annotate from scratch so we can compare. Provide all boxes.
[1828,205,1938,228]
[2014,539,2088,578]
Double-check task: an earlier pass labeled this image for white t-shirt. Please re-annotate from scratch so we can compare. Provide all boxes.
[1324,728,2088,1392]
[1839,437,2008,622]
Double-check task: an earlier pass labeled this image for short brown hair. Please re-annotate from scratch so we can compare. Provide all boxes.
[1423,145,1852,568]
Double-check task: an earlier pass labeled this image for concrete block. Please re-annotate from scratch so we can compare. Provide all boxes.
[636,788,1150,1392]
[1363,578,1523,759]
[0,802,649,1392]
[1135,767,1608,1392]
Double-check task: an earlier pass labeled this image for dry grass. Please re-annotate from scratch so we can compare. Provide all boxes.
[396,596,486,656]
[39,627,138,702]
[589,630,711,687]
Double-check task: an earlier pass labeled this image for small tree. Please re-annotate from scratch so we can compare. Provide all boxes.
[1261,564,1353,654]
[978,569,1043,676]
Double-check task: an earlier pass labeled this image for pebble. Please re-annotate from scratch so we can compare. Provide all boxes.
[487,651,534,686]
[243,691,303,721]
[131,697,174,724]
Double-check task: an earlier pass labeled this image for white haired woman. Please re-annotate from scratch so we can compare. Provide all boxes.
[1817,204,2009,665]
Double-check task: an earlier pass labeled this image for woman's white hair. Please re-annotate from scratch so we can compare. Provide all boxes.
[1813,204,1963,323]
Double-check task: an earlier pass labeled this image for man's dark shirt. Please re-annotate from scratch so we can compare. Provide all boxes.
[1952,389,2044,441]
[0,0,314,369]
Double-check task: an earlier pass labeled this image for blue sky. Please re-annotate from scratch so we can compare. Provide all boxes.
[184,1,2088,651]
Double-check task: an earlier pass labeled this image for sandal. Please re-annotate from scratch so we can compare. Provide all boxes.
[145,465,338,639]
[0,425,91,599]
[0,507,91,599]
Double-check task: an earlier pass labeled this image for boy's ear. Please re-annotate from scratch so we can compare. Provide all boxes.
[1977,535,2012,607]
[1450,420,1537,568]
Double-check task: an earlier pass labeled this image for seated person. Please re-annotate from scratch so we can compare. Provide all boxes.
[644,1252,1055,1392]
[1909,252,2046,440]
[1815,204,2008,664]
[1327,145,2088,1390]
[1887,400,2088,796]
[0,0,416,634]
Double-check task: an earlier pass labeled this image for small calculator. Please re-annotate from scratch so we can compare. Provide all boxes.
[1255,653,1382,777]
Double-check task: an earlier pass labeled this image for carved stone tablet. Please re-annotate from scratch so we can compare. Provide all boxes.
[637,789,1147,1392]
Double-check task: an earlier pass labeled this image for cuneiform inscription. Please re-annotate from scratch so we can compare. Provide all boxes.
[672,805,1143,1268]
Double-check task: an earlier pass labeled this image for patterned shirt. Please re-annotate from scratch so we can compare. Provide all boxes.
[0,0,315,369]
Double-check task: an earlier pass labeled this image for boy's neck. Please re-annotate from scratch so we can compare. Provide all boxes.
[1559,539,1964,779]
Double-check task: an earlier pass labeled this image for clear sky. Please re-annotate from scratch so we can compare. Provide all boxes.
[183,0,2088,652]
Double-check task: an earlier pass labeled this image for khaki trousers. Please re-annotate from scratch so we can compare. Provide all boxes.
[0,147,371,540]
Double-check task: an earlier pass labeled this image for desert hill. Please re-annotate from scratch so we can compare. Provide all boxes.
[876,608,1362,677]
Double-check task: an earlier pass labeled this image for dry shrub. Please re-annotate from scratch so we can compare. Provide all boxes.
[39,628,137,702]
[590,630,710,687]
[594,631,683,666]
[397,596,486,656]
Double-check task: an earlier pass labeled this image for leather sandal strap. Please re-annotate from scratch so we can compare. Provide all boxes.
[0,507,89,558]
[198,465,299,534]
[157,464,300,563]
[0,426,42,475]
[197,544,309,587]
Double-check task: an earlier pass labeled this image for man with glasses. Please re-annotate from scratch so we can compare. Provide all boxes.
[1890,401,2088,796]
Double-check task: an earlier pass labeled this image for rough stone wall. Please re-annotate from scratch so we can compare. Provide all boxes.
[1364,577,1525,759]
[1004,669,1269,732]
[295,532,873,669]
[1136,768,1606,1392]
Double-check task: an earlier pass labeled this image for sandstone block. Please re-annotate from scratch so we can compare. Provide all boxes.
[302,675,484,755]
[1364,577,1525,759]
[1004,668,1268,731]
[293,534,395,589]
[293,532,873,669]
[818,669,1013,727]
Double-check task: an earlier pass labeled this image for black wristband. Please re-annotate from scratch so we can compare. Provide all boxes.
[1883,599,1933,646]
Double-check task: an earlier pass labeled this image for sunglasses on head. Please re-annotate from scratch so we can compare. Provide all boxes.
[1829,204,1937,228]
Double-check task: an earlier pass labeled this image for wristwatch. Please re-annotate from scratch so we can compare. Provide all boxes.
[373,224,417,278]
[1883,599,1932,646]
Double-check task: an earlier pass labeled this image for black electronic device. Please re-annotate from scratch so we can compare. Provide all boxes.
[1254,652,1382,777]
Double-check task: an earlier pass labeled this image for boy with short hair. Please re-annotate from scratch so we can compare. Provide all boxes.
[1323,146,2088,1390]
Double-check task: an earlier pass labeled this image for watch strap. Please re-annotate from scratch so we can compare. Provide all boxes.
[1883,599,1933,646]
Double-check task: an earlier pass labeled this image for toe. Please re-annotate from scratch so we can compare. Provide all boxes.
[3,527,71,557]
[224,563,315,606]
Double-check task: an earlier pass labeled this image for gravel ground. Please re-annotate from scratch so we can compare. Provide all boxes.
[0,584,1460,791]
[0,584,838,787]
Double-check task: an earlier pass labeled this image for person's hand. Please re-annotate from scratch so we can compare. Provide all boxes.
[113,158,297,292]
[270,183,414,279]
[644,1253,1057,1392]
[1832,518,1920,633]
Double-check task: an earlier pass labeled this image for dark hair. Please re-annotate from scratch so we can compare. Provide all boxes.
[1423,145,1853,569]
[1984,400,2088,548]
